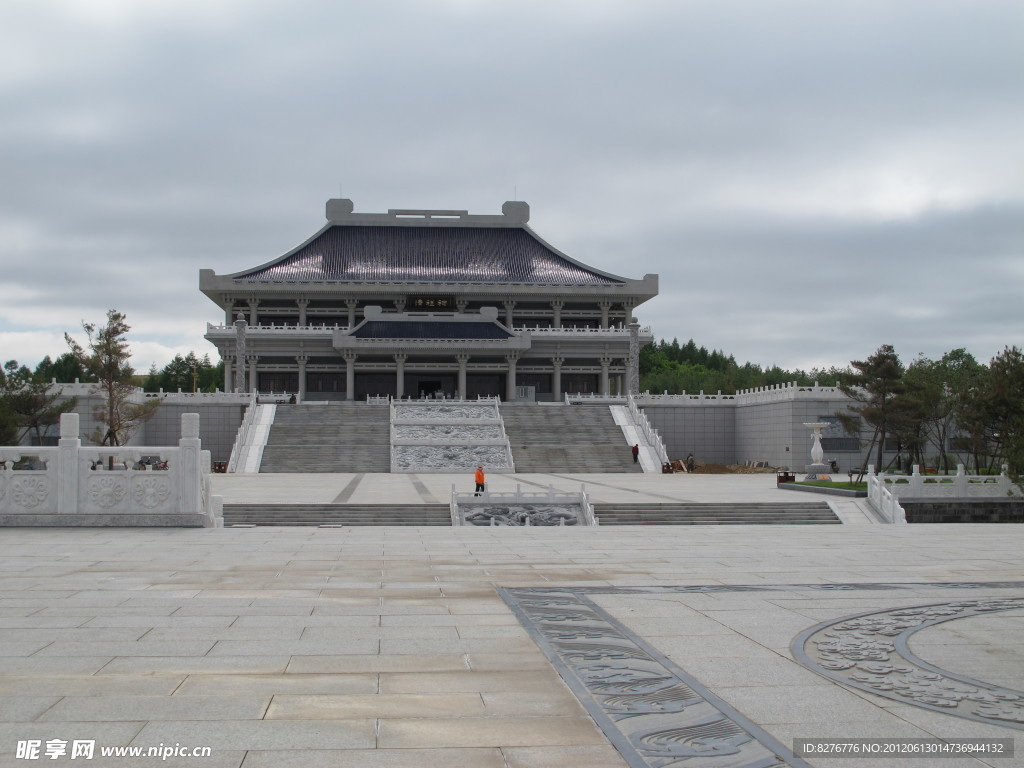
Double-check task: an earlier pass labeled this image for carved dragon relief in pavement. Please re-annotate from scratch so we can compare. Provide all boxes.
[501,587,807,768]
[501,582,1024,768]
[792,597,1024,729]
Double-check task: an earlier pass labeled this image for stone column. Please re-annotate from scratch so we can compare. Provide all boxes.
[233,315,247,393]
[222,354,233,392]
[296,355,308,400]
[598,300,613,329]
[599,356,613,396]
[57,412,81,515]
[246,355,259,393]
[456,353,470,399]
[627,320,641,395]
[178,414,202,517]
[246,298,260,326]
[550,299,564,329]
[551,356,564,402]
[503,300,516,329]
[394,353,407,399]
[223,301,235,325]
[343,352,357,401]
[345,299,358,328]
[296,298,309,326]
[505,353,519,402]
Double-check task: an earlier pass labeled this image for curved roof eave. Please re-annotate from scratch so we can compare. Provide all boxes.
[516,223,632,284]
[223,222,336,280]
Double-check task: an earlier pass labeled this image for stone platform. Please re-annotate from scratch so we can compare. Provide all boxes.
[1,473,1021,767]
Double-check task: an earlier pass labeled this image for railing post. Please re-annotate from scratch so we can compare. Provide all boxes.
[909,465,923,495]
[178,414,202,516]
[954,463,968,496]
[57,413,81,515]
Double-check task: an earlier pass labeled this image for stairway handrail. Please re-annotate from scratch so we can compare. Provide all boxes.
[627,393,669,465]
[226,393,259,473]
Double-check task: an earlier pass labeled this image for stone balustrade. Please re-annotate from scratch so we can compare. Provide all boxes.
[0,413,222,527]
[451,483,596,526]
[867,464,1015,524]
[634,382,844,406]
[206,323,346,334]
[627,394,669,466]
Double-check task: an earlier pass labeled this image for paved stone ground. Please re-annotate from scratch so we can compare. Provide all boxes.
[1,474,1021,767]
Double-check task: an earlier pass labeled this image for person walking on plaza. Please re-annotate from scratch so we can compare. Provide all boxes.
[686,452,696,473]
[474,465,486,496]
[631,444,640,464]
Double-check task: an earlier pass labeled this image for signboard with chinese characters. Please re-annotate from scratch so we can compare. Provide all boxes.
[409,296,454,310]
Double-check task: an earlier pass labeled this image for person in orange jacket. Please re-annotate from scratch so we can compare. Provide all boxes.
[474,466,486,496]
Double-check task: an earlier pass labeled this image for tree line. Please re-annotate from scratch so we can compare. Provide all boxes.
[639,337,852,394]
[639,338,1023,483]
[1,310,221,447]
[838,344,1024,481]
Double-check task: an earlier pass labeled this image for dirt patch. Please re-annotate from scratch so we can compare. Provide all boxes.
[682,462,777,474]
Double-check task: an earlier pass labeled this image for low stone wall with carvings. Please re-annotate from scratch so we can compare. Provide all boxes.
[0,413,222,527]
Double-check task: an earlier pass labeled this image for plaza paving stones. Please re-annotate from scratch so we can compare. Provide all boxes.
[0,474,1022,767]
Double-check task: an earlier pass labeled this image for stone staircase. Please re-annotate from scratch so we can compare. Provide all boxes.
[222,503,451,526]
[222,501,838,526]
[501,404,642,473]
[593,502,840,525]
[258,403,390,473]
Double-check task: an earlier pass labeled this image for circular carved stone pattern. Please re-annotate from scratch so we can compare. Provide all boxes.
[89,476,127,509]
[12,476,49,509]
[133,476,171,509]
[792,598,1024,729]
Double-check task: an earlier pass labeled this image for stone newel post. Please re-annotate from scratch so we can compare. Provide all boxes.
[57,412,81,515]
[178,414,202,516]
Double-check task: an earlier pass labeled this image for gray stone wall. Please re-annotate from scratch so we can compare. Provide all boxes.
[143,403,246,463]
[735,398,863,472]
[901,499,1024,524]
[642,404,736,464]
[16,387,245,464]
[641,392,888,470]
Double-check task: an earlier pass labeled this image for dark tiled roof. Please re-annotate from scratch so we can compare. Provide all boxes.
[234,226,623,286]
[351,321,513,340]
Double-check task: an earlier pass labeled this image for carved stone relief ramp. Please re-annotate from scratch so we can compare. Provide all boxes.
[501,582,1024,768]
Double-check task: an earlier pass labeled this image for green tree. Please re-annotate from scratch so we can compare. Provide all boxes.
[983,346,1024,488]
[0,360,77,445]
[904,349,984,472]
[0,396,18,444]
[65,310,159,446]
[144,352,223,393]
[34,352,88,384]
[838,344,906,475]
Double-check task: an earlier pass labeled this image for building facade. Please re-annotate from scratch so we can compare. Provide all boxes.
[201,199,658,401]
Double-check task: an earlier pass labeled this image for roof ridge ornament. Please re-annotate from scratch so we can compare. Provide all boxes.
[325,198,529,225]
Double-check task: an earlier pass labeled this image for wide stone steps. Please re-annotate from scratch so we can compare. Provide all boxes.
[502,405,641,473]
[222,502,839,526]
[593,502,840,525]
[259,404,390,473]
[222,504,451,526]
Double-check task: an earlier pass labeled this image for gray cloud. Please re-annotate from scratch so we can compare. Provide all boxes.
[1,0,1021,373]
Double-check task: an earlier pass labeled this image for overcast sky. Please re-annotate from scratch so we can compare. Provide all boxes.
[2,0,1021,379]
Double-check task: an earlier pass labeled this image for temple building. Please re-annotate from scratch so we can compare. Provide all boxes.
[201,199,658,401]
